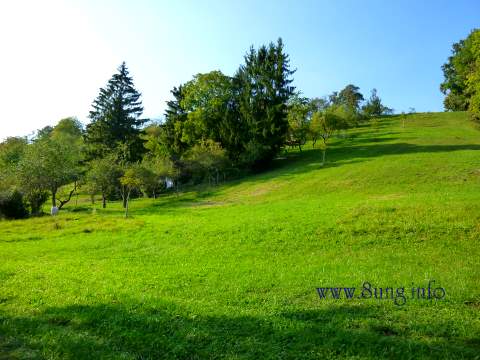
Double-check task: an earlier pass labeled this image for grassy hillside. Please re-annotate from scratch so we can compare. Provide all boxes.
[1,112,479,359]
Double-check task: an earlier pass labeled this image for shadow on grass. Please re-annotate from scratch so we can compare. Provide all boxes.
[116,139,480,216]
[0,302,478,359]
[263,142,480,179]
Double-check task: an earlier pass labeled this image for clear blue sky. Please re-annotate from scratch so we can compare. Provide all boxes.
[0,0,478,139]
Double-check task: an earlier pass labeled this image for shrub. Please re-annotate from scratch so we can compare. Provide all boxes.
[0,189,29,219]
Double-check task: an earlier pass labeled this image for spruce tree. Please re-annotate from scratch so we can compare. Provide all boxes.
[235,38,295,168]
[161,85,188,158]
[85,62,146,162]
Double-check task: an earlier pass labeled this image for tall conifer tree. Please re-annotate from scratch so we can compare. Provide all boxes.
[85,62,146,162]
[236,38,295,167]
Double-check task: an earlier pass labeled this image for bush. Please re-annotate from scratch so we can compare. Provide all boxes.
[182,140,229,184]
[0,189,29,219]
[25,190,49,215]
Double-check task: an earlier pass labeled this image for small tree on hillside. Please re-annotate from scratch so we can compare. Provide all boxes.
[309,112,322,148]
[182,140,229,185]
[141,156,177,198]
[120,164,143,218]
[362,89,393,117]
[312,106,346,165]
[86,155,122,208]
[337,84,364,112]
[18,137,81,211]
[286,94,311,151]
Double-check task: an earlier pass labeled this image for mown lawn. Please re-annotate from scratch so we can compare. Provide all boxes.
[1,112,479,359]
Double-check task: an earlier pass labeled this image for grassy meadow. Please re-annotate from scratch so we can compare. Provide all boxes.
[0,112,479,359]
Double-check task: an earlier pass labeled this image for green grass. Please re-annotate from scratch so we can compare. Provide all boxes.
[1,112,479,359]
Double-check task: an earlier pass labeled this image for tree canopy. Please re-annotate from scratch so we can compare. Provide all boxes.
[440,28,480,120]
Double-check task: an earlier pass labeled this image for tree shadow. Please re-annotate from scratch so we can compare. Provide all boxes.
[0,302,478,359]
[125,139,480,215]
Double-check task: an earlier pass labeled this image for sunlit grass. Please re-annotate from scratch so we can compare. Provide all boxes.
[1,112,479,358]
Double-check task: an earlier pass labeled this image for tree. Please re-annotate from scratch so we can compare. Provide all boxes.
[179,71,234,149]
[18,136,81,211]
[35,126,54,141]
[0,137,27,168]
[120,164,144,218]
[312,105,346,165]
[465,31,480,121]
[235,38,295,168]
[0,189,29,219]
[182,140,229,185]
[440,29,479,112]
[362,89,393,117]
[138,156,177,198]
[51,117,83,139]
[85,155,122,208]
[142,122,170,159]
[310,97,330,112]
[85,62,146,162]
[286,94,311,151]
[309,112,323,148]
[337,84,364,111]
[161,85,189,158]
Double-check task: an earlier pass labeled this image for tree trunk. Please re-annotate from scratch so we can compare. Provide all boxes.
[124,190,130,218]
[122,185,127,208]
[322,149,326,166]
[51,189,57,207]
[102,193,106,208]
[58,182,77,209]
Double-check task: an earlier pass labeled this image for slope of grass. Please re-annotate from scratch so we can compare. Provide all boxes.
[1,112,479,359]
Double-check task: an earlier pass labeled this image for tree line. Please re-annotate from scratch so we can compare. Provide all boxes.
[441,28,480,120]
[0,38,392,219]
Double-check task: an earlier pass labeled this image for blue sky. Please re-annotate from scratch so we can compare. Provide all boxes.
[0,0,478,139]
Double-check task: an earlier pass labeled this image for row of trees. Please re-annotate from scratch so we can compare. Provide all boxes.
[286,85,392,154]
[1,38,392,219]
[441,28,480,120]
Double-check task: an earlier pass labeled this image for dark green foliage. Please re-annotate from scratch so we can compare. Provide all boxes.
[161,85,189,158]
[25,190,49,215]
[85,62,146,162]
[235,38,295,168]
[286,94,312,151]
[0,189,29,219]
[440,32,474,111]
[362,89,393,117]
[335,84,364,111]
[440,29,480,118]
[169,71,235,156]
[162,39,295,172]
